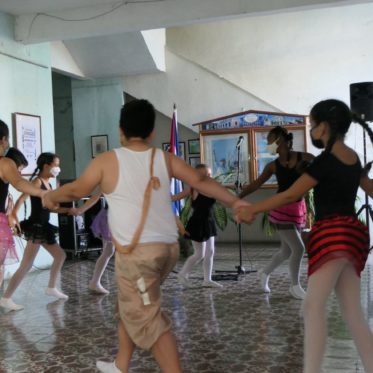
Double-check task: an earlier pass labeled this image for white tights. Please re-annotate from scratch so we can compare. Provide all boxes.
[179,237,215,281]
[263,227,305,286]
[303,258,373,373]
[90,240,115,287]
[3,241,66,298]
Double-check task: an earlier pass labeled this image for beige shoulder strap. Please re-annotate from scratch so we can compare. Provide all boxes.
[113,147,160,254]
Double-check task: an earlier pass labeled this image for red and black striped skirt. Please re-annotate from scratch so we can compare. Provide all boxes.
[307,215,370,277]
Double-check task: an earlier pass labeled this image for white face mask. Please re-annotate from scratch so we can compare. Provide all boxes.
[266,139,279,155]
[50,166,61,177]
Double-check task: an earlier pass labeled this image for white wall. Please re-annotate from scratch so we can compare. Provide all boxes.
[71,78,124,176]
[166,2,373,115]
[0,12,56,277]
[123,49,278,130]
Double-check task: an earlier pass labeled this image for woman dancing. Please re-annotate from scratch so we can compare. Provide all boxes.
[174,163,222,288]
[240,126,314,299]
[237,99,373,373]
[69,192,114,294]
[0,120,47,311]
[1,152,70,311]
[0,148,29,288]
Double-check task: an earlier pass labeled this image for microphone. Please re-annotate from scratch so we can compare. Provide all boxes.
[236,136,244,148]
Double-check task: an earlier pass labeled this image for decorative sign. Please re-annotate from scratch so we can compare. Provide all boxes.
[197,110,306,132]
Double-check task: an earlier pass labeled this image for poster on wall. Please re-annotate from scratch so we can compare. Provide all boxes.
[202,133,250,185]
[13,113,42,176]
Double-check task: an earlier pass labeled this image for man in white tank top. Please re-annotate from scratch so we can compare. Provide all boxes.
[44,99,249,373]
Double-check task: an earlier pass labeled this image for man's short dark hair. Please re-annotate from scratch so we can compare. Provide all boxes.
[119,99,155,139]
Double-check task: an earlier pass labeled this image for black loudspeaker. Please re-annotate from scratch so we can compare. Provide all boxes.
[350,82,373,121]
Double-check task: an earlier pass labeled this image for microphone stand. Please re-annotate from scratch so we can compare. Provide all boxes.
[213,139,257,281]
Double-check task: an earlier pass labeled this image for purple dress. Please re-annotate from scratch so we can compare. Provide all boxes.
[90,208,112,242]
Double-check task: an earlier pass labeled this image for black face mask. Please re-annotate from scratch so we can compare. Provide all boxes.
[309,130,324,149]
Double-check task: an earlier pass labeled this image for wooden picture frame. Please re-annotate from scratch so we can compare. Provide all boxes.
[188,138,200,154]
[252,125,307,188]
[13,113,42,176]
[91,135,108,158]
[162,142,186,160]
[189,156,201,168]
[201,132,250,186]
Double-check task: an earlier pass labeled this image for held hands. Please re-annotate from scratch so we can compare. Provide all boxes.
[235,205,256,224]
[231,198,257,224]
[8,212,21,235]
[68,207,81,216]
[231,199,256,224]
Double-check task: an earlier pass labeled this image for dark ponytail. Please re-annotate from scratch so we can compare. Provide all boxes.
[29,152,58,181]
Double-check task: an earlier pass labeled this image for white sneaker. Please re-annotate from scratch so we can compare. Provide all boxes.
[96,360,121,373]
[0,297,24,311]
[289,285,306,300]
[258,269,270,293]
[202,280,223,288]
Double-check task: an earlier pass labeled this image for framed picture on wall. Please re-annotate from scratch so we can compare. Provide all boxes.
[91,135,108,158]
[13,113,42,176]
[201,133,250,185]
[252,126,306,187]
[162,142,186,160]
[189,156,201,168]
[188,138,200,154]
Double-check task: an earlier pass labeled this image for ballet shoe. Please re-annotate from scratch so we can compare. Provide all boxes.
[88,283,109,295]
[202,280,223,288]
[45,287,69,300]
[289,285,306,300]
[0,297,24,311]
[258,269,270,293]
[177,273,190,287]
[96,360,121,373]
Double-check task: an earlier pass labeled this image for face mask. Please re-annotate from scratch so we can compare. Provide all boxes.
[309,129,324,149]
[50,166,61,177]
[267,139,279,155]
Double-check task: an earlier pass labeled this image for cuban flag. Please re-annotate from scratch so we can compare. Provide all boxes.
[170,104,184,215]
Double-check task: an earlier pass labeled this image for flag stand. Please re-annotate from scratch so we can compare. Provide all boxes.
[213,138,257,281]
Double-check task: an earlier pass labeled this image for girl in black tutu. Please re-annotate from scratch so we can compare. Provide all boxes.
[173,164,222,288]
[2,152,70,310]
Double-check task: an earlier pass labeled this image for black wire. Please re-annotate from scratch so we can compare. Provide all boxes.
[26,0,166,40]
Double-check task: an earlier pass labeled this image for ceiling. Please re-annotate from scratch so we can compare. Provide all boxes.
[0,0,155,15]
[1,0,372,79]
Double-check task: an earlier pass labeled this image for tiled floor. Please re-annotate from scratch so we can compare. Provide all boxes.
[0,243,370,373]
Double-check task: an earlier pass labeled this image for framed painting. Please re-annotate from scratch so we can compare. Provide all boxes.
[162,142,186,160]
[13,113,42,176]
[189,156,201,168]
[188,138,200,154]
[91,135,108,158]
[201,133,250,186]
